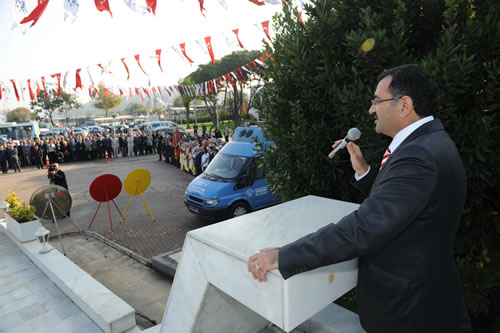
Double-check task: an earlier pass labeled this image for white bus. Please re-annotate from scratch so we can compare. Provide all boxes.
[0,122,40,141]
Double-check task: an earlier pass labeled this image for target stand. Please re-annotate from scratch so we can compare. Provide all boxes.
[88,174,124,233]
[30,185,84,256]
[121,168,155,222]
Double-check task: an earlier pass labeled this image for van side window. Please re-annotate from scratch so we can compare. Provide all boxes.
[255,157,265,179]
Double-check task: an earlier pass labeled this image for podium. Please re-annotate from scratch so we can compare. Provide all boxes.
[161,196,360,333]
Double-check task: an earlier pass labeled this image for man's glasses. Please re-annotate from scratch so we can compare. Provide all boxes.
[371,96,401,106]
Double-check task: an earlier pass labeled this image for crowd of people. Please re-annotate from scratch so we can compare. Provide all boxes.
[0,128,227,176]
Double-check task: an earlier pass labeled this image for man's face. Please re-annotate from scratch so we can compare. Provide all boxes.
[369,76,400,138]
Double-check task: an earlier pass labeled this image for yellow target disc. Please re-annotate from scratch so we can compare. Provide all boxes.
[124,169,151,196]
[361,38,375,52]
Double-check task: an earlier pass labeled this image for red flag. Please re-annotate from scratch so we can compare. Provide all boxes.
[41,76,49,101]
[198,0,206,16]
[157,86,163,97]
[88,87,93,98]
[121,58,130,80]
[146,0,157,15]
[75,69,83,91]
[36,81,41,96]
[0,84,3,100]
[179,43,195,65]
[248,0,265,5]
[155,49,163,72]
[152,87,157,97]
[10,80,20,101]
[232,29,246,50]
[20,0,50,28]
[264,53,275,62]
[119,89,124,96]
[238,68,247,83]
[134,54,148,76]
[51,73,61,96]
[298,11,304,24]
[27,79,35,101]
[94,0,112,17]
[204,36,215,65]
[129,88,132,98]
[103,87,114,97]
[261,21,273,44]
[251,60,258,69]
[143,88,151,99]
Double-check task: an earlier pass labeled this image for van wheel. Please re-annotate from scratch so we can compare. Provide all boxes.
[228,202,250,218]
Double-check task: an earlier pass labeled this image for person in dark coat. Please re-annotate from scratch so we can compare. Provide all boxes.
[248,64,473,333]
[7,144,21,172]
[31,144,43,169]
[48,163,70,216]
[0,145,8,173]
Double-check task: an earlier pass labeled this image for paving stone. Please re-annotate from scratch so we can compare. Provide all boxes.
[0,154,211,259]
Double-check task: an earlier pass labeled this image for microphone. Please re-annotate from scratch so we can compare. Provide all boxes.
[328,128,361,159]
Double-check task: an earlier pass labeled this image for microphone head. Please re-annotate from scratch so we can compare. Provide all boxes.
[347,128,361,141]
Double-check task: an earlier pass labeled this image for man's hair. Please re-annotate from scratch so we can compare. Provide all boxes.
[377,64,439,117]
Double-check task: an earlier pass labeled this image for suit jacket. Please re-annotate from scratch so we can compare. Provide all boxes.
[279,120,472,333]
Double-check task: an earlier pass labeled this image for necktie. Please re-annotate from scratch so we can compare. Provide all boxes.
[380,147,391,169]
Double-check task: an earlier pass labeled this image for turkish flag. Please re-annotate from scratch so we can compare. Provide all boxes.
[198,0,206,16]
[27,79,36,101]
[10,80,20,101]
[20,0,50,28]
[204,36,215,65]
[41,76,49,101]
[155,49,163,72]
[232,29,246,50]
[51,73,62,96]
[262,21,273,44]
[75,69,83,91]
[94,0,112,18]
[248,0,265,5]
[179,43,195,64]
[121,58,130,80]
[146,0,157,15]
[134,55,148,76]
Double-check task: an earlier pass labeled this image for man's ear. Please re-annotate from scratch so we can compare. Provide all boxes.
[399,96,415,119]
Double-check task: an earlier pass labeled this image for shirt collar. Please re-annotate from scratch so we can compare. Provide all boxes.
[389,116,434,152]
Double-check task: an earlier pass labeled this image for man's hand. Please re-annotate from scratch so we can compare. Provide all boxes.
[332,140,369,175]
[346,142,369,176]
[248,247,280,282]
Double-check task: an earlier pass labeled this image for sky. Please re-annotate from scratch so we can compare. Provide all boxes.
[0,0,287,111]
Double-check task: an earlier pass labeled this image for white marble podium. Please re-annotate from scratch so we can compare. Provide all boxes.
[161,195,360,333]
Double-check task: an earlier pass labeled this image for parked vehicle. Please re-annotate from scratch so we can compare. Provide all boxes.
[155,126,187,140]
[184,126,279,220]
[0,122,40,140]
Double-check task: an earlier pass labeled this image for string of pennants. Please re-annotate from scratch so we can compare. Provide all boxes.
[0,53,273,104]
[13,0,292,31]
[0,16,277,104]
[176,53,273,99]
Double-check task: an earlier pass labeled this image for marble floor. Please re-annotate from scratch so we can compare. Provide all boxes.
[0,231,103,333]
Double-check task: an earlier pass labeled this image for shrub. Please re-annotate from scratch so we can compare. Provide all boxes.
[10,202,36,223]
[259,0,500,330]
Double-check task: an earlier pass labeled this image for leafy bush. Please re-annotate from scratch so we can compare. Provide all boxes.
[259,0,499,330]
[10,202,36,223]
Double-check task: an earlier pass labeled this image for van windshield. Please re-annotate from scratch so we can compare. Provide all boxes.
[203,153,249,181]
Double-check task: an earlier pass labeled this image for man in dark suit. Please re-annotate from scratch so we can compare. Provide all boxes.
[248,64,472,333]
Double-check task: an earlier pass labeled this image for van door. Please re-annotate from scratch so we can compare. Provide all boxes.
[243,157,274,209]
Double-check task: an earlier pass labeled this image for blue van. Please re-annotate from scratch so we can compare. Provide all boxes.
[184,126,279,219]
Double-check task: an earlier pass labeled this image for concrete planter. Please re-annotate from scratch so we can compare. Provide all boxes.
[5,213,40,243]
